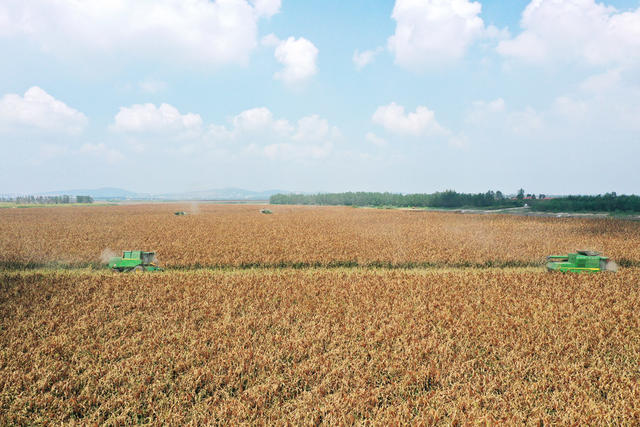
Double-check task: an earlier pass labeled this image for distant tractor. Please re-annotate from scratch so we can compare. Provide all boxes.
[546,250,618,273]
[108,251,162,272]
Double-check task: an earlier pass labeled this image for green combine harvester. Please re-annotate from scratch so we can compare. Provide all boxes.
[546,250,618,273]
[108,251,162,272]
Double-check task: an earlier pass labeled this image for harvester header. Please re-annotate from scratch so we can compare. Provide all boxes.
[546,250,618,273]
[108,251,162,272]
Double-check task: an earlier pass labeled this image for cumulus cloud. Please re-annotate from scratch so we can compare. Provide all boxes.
[580,68,622,93]
[294,115,332,141]
[365,132,387,147]
[251,0,281,18]
[497,0,640,66]
[388,0,487,69]
[208,107,339,159]
[266,35,318,84]
[353,47,383,70]
[229,107,292,136]
[108,102,339,159]
[0,0,281,66]
[219,108,337,141]
[466,98,545,135]
[372,102,446,136]
[112,103,202,135]
[0,86,87,135]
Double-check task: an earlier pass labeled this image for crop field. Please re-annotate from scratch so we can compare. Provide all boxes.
[1,204,639,424]
[1,203,639,268]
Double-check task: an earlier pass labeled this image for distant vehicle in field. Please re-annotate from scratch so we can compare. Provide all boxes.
[108,251,162,272]
[174,211,187,216]
[260,208,273,214]
[546,250,618,273]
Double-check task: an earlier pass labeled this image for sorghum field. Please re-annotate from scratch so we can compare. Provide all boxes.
[1,204,639,268]
[1,204,639,424]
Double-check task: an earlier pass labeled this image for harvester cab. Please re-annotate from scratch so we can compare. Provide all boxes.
[546,250,618,273]
[108,251,162,272]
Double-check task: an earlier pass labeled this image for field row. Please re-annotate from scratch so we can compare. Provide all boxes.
[1,269,639,424]
[1,204,639,267]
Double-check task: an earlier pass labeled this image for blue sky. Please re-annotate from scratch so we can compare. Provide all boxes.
[1,0,639,195]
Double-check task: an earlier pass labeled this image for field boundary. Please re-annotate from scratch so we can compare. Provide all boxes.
[2,258,638,272]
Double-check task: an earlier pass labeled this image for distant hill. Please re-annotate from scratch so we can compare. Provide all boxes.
[158,188,285,201]
[33,187,285,201]
[39,187,142,199]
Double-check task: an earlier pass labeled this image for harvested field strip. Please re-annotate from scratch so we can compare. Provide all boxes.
[2,269,639,424]
[0,259,549,271]
[3,259,640,272]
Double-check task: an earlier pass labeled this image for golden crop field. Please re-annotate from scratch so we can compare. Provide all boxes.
[1,203,639,267]
[1,204,639,424]
[2,269,639,424]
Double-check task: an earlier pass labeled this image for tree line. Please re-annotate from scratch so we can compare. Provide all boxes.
[270,190,522,209]
[1,195,94,204]
[271,191,640,212]
[529,193,640,212]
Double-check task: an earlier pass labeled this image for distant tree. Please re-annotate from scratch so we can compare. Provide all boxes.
[76,195,94,203]
[496,191,504,200]
[539,194,546,199]
[516,189,525,200]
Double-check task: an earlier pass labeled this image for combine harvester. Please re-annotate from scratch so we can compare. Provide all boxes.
[108,251,162,272]
[546,250,618,273]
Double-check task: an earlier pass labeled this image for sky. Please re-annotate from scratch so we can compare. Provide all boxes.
[1,0,639,195]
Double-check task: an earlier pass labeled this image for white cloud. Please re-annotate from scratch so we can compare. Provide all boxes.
[139,80,167,94]
[0,86,87,135]
[260,33,281,47]
[251,0,281,18]
[580,68,622,93]
[480,98,506,113]
[353,47,383,70]
[294,115,331,141]
[0,0,280,66]
[497,0,640,66]
[466,98,545,135]
[388,0,487,69]
[365,132,387,147]
[221,108,336,141]
[209,107,339,159]
[112,103,202,135]
[232,107,276,132]
[575,69,640,131]
[372,102,446,136]
[271,36,319,84]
